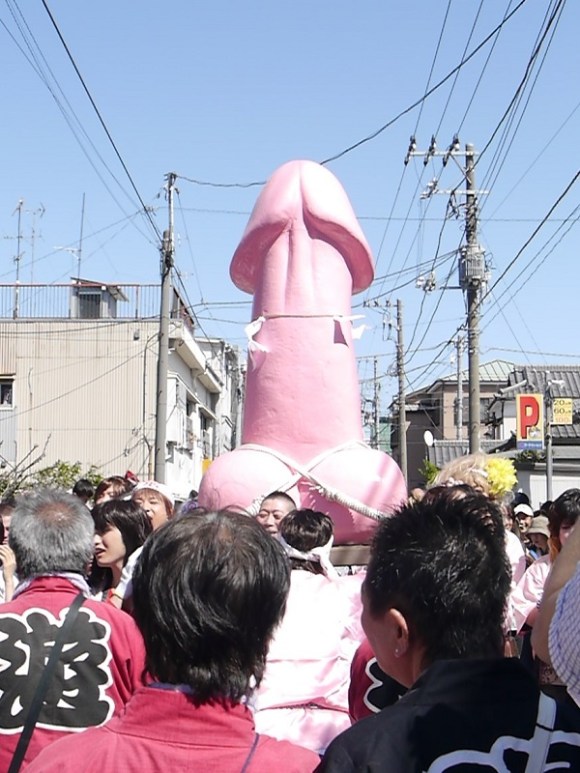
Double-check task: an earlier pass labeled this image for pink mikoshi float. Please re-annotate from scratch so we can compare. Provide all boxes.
[198,160,407,544]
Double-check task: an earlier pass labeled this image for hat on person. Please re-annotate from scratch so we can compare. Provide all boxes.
[132,480,175,507]
[514,503,534,519]
[526,515,550,538]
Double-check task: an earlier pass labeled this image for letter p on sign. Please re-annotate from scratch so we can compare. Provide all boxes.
[516,393,544,450]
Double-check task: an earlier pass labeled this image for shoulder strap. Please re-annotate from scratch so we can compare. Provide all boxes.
[8,592,86,773]
[240,733,260,773]
[524,692,557,773]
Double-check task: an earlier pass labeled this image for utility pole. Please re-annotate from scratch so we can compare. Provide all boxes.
[545,379,554,502]
[154,172,177,483]
[456,336,464,440]
[406,137,488,456]
[544,373,564,501]
[373,356,380,450]
[460,144,485,454]
[397,299,408,482]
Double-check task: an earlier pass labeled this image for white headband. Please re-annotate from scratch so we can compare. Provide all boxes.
[278,534,338,579]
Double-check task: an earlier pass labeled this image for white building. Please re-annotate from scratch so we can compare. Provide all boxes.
[0,280,243,501]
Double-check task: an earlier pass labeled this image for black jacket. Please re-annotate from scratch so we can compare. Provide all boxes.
[319,657,580,772]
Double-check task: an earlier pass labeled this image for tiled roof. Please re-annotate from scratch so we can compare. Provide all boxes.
[509,365,580,398]
[507,365,580,441]
[408,359,515,399]
[428,439,511,468]
[440,359,516,384]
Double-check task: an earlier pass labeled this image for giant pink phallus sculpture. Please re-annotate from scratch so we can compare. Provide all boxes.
[198,160,407,543]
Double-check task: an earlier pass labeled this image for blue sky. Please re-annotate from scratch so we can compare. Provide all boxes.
[1,1,578,413]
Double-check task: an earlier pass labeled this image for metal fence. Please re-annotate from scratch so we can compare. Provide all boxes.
[0,282,162,321]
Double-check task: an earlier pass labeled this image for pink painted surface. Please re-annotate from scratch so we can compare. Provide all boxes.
[199,160,406,543]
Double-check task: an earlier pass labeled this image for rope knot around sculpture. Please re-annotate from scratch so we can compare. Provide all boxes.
[198,159,407,545]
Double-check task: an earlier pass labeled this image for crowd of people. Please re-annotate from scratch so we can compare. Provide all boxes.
[0,457,580,771]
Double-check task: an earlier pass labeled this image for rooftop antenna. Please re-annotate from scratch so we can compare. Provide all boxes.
[12,199,24,318]
[28,204,46,284]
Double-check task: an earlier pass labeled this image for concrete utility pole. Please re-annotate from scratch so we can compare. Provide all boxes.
[397,299,408,482]
[544,373,564,501]
[154,172,177,483]
[406,137,488,456]
[456,335,464,440]
[545,379,554,502]
[460,144,485,454]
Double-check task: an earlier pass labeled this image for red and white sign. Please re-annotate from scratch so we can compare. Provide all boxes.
[516,394,544,450]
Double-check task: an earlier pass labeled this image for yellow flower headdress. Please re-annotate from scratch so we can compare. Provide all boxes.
[485,456,517,500]
[433,452,517,501]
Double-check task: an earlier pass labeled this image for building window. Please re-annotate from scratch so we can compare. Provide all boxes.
[78,291,102,319]
[0,380,13,407]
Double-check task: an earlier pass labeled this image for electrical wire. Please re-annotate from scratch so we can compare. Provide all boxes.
[479,0,566,204]
[485,347,580,359]
[405,251,460,369]
[480,167,580,310]
[486,97,580,219]
[480,196,580,330]
[455,1,517,135]
[3,1,158,247]
[320,0,529,166]
[171,2,530,190]
[476,0,566,169]
[40,0,162,244]
[433,0,484,139]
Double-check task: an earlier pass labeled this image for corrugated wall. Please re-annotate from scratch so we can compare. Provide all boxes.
[2,319,159,477]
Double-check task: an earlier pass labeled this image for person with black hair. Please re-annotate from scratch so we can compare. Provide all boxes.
[28,511,319,772]
[253,509,364,755]
[72,477,95,506]
[89,499,152,601]
[256,490,296,537]
[319,492,580,771]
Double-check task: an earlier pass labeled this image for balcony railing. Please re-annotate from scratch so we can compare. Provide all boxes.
[0,282,195,335]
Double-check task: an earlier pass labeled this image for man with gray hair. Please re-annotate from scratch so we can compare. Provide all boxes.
[0,489,145,770]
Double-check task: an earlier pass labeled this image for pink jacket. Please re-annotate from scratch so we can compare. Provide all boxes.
[252,570,364,754]
[509,554,551,633]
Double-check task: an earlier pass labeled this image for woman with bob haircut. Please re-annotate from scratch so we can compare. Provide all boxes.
[108,480,176,611]
[28,511,319,772]
[253,508,364,756]
[89,499,152,601]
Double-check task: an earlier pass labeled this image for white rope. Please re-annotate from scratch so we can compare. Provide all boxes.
[241,441,390,522]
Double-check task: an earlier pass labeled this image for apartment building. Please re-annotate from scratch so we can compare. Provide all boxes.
[0,280,242,500]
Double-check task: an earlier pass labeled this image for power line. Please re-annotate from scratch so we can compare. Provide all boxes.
[320,0,528,166]
[433,0,485,139]
[480,167,580,307]
[172,2,529,190]
[3,2,158,247]
[478,0,565,203]
[476,0,566,168]
[40,0,162,244]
